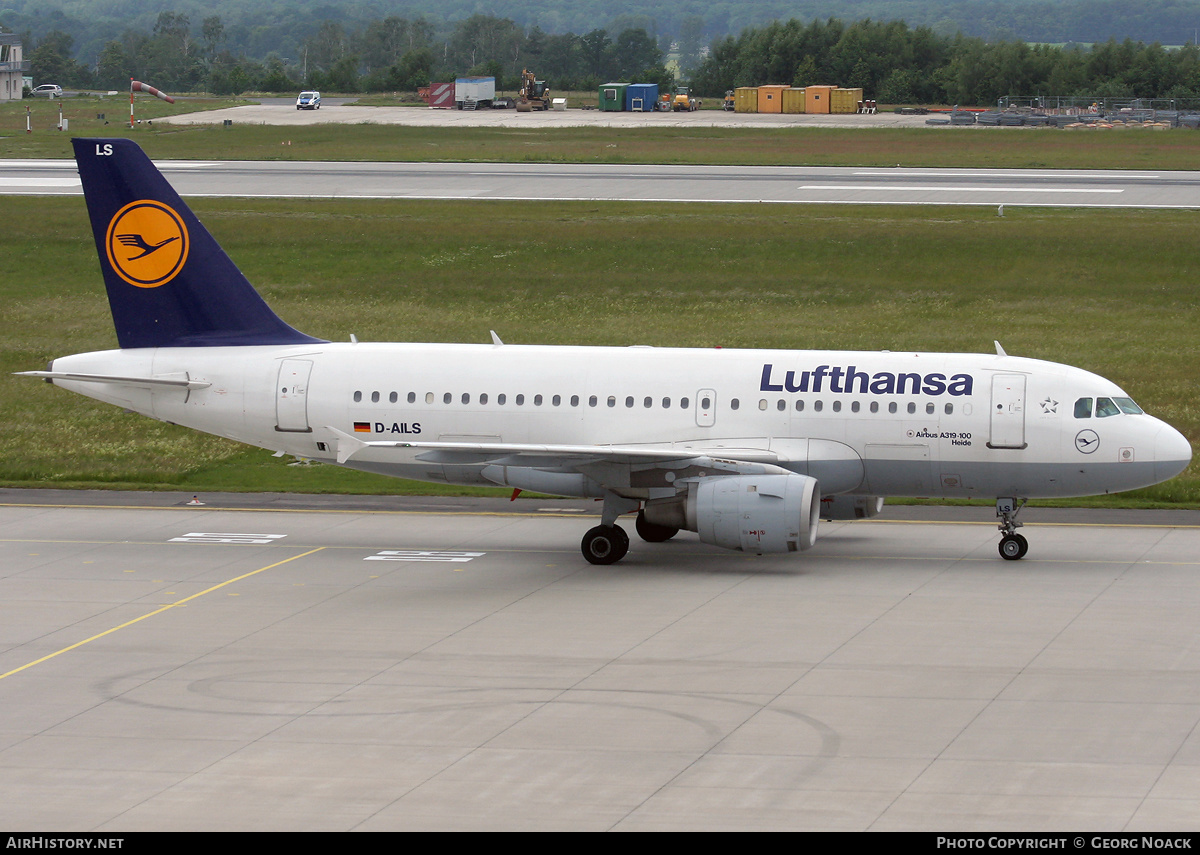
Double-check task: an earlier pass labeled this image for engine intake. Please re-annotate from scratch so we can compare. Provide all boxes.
[645,473,820,554]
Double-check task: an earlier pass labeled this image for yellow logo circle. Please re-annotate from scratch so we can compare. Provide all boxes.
[105,200,189,288]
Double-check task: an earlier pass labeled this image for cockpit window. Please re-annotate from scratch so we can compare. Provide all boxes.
[1074,397,1092,418]
[1114,397,1143,415]
[1095,397,1121,418]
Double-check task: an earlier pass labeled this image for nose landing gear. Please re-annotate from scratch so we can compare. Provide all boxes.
[996,497,1028,560]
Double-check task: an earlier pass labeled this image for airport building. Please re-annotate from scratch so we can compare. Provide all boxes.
[0,34,28,101]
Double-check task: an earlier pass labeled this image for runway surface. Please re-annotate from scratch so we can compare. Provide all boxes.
[4,157,1199,208]
[2,489,1199,830]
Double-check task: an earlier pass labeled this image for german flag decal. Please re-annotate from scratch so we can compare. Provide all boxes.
[353,422,372,433]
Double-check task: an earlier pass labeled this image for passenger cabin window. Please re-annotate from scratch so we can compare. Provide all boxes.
[353,391,362,402]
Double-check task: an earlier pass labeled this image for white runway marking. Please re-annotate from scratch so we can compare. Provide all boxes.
[170,532,288,543]
[802,184,1123,193]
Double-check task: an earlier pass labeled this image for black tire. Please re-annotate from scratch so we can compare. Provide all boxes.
[582,525,629,565]
[1014,533,1028,558]
[999,534,1026,560]
[635,510,678,543]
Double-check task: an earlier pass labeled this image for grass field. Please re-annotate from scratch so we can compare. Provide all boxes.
[1,196,1196,505]
[5,95,1200,169]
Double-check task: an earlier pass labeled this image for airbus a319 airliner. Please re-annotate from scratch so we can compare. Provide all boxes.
[19,139,1192,564]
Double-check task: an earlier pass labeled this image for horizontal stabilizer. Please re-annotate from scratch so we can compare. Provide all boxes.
[15,370,211,390]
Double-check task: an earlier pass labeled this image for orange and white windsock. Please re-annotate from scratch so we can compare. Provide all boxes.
[130,80,175,104]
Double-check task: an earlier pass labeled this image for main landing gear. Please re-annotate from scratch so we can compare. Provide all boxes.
[581,493,640,565]
[996,497,1028,560]
[580,496,680,565]
[581,524,630,565]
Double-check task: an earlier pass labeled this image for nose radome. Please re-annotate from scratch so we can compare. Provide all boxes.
[1154,423,1193,483]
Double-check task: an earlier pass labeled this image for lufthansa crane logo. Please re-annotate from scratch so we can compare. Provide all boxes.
[105,200,189,288]
[1075,429,1100,454]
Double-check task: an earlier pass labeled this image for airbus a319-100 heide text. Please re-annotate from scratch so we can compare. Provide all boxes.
[19,139,1193,564]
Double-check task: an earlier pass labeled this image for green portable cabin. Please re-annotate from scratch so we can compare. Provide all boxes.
[599,83,629,111]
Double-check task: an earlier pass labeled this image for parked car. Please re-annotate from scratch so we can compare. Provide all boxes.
[296,91,321,110]
[32,84,63,98]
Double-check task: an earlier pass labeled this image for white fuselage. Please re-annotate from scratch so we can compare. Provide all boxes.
[47,342,1192,501]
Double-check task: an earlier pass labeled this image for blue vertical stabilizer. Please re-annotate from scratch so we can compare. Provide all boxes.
[72,138,325,348]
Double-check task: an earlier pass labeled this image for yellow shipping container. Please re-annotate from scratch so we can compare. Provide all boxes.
[782,87,806,113]
[831,87,863,114]
[805,84,834,114]
[734,87,758,113]
[756,84,787,113]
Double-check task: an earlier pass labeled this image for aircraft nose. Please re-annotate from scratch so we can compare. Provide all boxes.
[1154,423,1193,483]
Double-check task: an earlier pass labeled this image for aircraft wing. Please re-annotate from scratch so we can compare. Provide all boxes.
[324,427,786,483]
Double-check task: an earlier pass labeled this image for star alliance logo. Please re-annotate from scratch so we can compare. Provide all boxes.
[1039,397,1058,414]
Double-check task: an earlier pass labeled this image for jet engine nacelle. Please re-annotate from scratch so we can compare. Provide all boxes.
[819,495,885,520]
[649,473,820,554]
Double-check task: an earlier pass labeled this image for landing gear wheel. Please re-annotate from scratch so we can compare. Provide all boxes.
[999,533,1028,560]
[582,524,629,565]
[635,510,678,543]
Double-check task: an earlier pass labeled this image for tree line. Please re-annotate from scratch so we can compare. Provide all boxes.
[12,11,1200,106]
[691,18,1200,105]
[16,12,677,96]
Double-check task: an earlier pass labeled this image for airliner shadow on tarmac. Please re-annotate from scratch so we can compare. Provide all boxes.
[17,139,1193,565]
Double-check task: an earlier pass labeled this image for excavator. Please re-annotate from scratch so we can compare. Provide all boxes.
[517,69,551,112]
